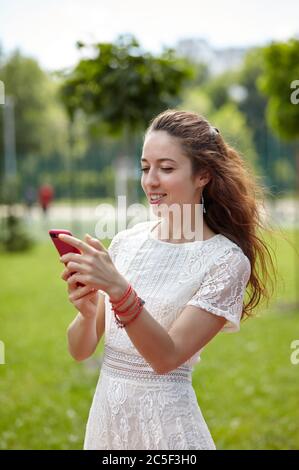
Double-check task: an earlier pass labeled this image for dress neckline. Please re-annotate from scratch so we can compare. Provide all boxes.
[147,220,221,247]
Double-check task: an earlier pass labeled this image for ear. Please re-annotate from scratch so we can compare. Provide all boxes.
[194,170,211,189]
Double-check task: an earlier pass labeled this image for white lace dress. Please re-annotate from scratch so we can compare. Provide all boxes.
[83,220,251,450]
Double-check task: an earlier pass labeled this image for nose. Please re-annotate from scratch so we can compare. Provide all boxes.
[143,168,160,188]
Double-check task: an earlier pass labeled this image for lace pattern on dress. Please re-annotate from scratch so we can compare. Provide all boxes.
[186,246,251,332]
[102,345,192,384]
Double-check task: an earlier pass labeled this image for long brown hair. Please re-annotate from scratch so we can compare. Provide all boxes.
[145,109,277,320]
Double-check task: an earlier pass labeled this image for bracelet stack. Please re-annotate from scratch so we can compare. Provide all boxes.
[109,284,145,329]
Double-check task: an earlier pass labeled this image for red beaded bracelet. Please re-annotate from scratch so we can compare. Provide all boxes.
[111,289,138,317]
[114,298,145,329]
[117,294,142,318]
[110,283,145,328]
[109,284,132,309]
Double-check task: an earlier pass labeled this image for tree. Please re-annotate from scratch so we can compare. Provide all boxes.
[0,51,68,157]
[196,47,298,192]
[258,38,299,307]
[202,70,238,110]
[0,50,69,192]
[258,39,299,140]
[179,89,258,172]
[258,39,299,192]
[0,50,70,251]
[59,34,194,203]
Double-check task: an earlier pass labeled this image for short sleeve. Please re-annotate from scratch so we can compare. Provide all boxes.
[186,247,251,333]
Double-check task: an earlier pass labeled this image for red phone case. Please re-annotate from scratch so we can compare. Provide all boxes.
[49,229,84,286]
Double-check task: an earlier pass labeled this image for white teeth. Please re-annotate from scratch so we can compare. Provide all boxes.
[150,194,166,200]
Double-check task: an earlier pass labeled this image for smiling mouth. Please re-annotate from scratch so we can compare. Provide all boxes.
[149,194,167,204]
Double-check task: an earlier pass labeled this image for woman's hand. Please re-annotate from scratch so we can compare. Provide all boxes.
[61,264,98,318]
[58,233,127,298]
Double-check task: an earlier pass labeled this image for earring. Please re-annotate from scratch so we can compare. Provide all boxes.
[201,194,206,214]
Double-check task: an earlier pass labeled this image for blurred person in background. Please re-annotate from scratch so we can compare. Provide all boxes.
[23,185,36,216]
[38,183,54,217]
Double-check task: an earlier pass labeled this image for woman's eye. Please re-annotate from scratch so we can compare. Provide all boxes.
[140,167,174,173]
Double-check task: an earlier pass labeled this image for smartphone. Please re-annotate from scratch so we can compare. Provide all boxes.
[49,229,84,287]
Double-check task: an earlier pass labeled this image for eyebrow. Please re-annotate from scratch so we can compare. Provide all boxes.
[141,158,177,163]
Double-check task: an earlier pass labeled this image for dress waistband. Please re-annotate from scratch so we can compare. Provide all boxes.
[101,345,192,384]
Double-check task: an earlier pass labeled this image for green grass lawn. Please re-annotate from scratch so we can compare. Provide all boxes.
[0,229,298,449]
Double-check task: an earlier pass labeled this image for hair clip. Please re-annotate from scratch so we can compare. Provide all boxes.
[210,126,219,136]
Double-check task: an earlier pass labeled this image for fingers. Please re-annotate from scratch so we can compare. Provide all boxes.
[61,268,72,281]
[61,266,86,282]
[69,285,96,302]
[58,234,95,255]
[60,252,83,265]
[61,269,82,293]
[65,261,90,274]
[66,273,88,288]
[60,253,95,275]
[67,275,82,293]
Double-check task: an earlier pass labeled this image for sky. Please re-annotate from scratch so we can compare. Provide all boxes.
[0,0,298,72]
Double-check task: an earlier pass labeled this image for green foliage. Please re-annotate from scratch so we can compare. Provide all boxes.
[237,47,298,191]
[0,177,34,252]
[0,241,107,448]
[74,166,115,199]
[60,34,195,133]
[0,214,34,252]
[180,49,297,192]
[180,61,210,90]
[237,48,268,140]
[258,39,299,140]
[195,308,299,450]
[0,50,70,193]
[0,51,69,159]
[58,34,195,204]
[210,102,259,171]
[179,88,213,116]
[202,70,238,109]
[274,158,296,186]
[179,92,258,171]
[1,41,297,202]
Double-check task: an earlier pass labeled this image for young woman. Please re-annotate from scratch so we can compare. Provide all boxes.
[59,109,275,450]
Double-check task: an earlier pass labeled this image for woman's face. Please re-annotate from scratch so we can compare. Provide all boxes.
[141,130,204,215]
